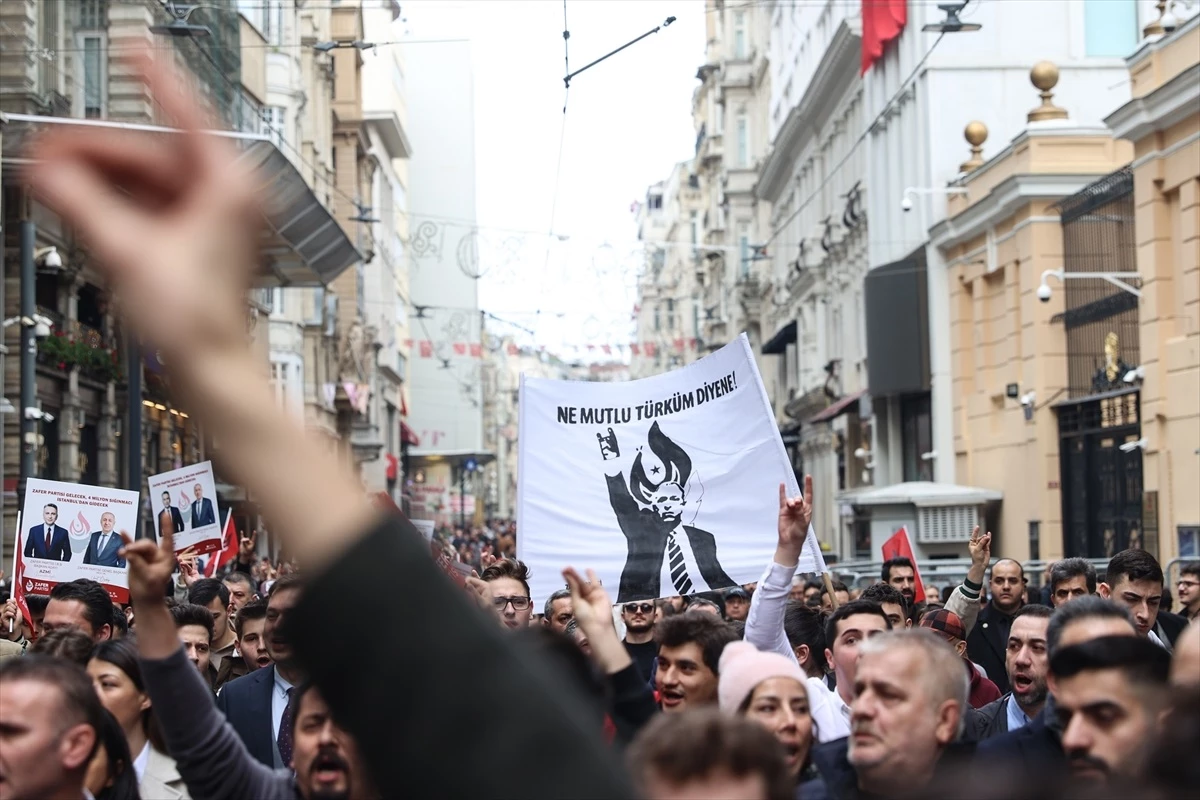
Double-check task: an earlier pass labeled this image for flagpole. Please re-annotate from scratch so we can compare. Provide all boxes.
[821,572,840,611]
[9,511,21,633]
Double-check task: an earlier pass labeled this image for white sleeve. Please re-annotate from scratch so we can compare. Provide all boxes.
[744,559,803,665]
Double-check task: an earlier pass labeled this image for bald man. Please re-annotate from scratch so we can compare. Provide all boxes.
[967,558,1026,694]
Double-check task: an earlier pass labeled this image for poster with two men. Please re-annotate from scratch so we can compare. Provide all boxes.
[517,334,825,605]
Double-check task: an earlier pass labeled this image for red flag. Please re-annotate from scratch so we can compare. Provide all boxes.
[469,343,482,358]
[602,344,612,355]
[630,344,640,355]
[419,340,433,358]
[403,338,413,350]
[453,343,467,356]
[881,526,926,603]
[862,0,907,74]
[506,343,519,356]
[204,511,239,577]
[645,342,657,357]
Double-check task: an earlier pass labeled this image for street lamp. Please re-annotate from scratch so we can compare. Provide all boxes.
[1037,268,1142,301]
[313,41,378,53]
[901,186,968,213]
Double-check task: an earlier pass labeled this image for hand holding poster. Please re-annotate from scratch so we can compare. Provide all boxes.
[17,478,139,602]
[517,334,826,604]
[147,461,222,556]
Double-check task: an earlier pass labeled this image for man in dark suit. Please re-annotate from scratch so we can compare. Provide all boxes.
[83,511,125,568]
[189,483,216,529]
[601,423,734,603]
[966,558,1025,694]
[214,576,304,768]
[24,503,72,561]
[1099,548,1188,649]
[157,491,185,540]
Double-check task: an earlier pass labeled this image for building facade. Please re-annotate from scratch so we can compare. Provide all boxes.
[1,0,360,566]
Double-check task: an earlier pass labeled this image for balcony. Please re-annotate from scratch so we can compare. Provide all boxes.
[36,318,121,384]
[721,56,755,90]
[700,133,723,166]
[723,166,757,196]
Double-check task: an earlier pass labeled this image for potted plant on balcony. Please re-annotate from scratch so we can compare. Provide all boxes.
[37,333,122,382]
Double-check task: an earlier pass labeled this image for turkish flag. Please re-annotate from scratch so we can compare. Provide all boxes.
[453,343,467,356]
[862,0,907,74]
[630,344,641,355]
[881,526,926,603]
[469,343,482,358]
[419,340,433,358]
[204,511,239,578]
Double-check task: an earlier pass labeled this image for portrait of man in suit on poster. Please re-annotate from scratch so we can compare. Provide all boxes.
[24,502,72,562]
[190,482,216,529]
[158,490,185,539]
[83,511,126,568]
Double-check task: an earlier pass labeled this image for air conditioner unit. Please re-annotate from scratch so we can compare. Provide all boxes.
[917,506,978,544]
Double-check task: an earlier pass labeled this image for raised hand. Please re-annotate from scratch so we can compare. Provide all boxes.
[968,526,992,566]
[120,527,178,605]
[25,46,259,366]
[465,571,498,618]
[776,475,814,564]
[562,567,616,637]
[239,530,257,561]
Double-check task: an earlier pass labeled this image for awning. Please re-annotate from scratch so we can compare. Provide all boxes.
[400,421,421,446]
[838,481,1002,508]
[762,320,798,355]
[1,114,361,287]
[807,389,868,424]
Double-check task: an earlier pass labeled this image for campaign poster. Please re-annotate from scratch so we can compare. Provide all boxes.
[17,478,139,602]
[517,334,826,605]
[146,461,222,556]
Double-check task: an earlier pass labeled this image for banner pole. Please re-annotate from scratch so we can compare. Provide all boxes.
[9,511,21,633]
[821,571,840,611]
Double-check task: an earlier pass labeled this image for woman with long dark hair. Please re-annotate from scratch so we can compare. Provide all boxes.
[89,637,189,799]
[85,707,141,800]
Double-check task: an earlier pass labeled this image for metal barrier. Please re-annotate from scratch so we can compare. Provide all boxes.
[815,558,1112,592]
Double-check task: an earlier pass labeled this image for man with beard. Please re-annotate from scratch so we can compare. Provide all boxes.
[965,605,1052,742]
[120,528,379,800]
[881,557,917,607]
[621,600,658,682]
[217,574,307,768]
[967,559,1025,694]
[1051,635,1171,787]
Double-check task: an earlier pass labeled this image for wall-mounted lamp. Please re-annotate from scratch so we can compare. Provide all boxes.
[1038,268,1142,301]
[1123,365,1145,383]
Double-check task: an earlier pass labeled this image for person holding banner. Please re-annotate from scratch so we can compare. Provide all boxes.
[24,503,72,562]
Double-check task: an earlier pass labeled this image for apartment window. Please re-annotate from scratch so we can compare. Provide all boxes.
[264,106,285,147]
[733,11,747,58]
[263,0,282,45]
[736,114,749,167]
[271,288,285,315]
[737,222,751,277]
[79,34,106,118]
[690,211,699,247]
[654,306,661,332]
[715,102,724,137]
[396,351,408,381]
[666,298,675,331]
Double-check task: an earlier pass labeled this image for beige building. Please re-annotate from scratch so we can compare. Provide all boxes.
[931,20,1198,565]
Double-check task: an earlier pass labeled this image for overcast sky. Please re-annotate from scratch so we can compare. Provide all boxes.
[404,0,706,359]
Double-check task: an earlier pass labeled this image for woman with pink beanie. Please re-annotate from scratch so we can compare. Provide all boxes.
[718,640,817,785]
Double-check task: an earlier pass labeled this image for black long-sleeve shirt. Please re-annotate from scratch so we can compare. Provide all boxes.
[284,513,632,799]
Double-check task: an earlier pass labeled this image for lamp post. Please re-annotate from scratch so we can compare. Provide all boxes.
[19,220,36,500]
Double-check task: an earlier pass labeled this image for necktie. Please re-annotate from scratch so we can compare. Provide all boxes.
[277,686,295,768]
[98,533,108,555]
[667,531,693,595]
[45,527,52,553]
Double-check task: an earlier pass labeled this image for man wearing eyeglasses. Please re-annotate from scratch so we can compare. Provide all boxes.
[621,600,659,682]
[1179,563,1200,622]
[479,558,535,630]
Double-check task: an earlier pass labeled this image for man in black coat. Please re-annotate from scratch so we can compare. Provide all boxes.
[966,559,1025,694]
[1099,548,1188,650]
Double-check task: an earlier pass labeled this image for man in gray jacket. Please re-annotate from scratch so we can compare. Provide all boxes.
[123,527,377,800]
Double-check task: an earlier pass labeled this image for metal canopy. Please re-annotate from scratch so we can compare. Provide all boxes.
[1,113,361,287]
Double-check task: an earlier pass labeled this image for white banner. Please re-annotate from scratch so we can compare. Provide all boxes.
[147,461,222,556]
[517,335,825,604]
[19,478,139,601]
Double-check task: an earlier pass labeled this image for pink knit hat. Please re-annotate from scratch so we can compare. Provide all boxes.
[718,640,809,712]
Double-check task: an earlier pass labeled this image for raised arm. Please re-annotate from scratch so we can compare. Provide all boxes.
[31,47,629,800]
[945,526,991,636]
[744,479,814,664]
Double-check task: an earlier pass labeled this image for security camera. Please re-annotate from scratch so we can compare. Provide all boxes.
[1123,366,1144,383]
[24,407,54,423]
[1119,438,1148,453]
[32,314,54,339]
[1037,283,1052,302]
[33,246,62,270]
[1161,9,1179,32]
[901,195,914,212]
[1020,391,1036,407]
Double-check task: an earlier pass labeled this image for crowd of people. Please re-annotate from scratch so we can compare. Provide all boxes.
[1,49,1198,800]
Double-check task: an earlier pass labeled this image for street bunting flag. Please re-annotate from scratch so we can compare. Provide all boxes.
[881,526,927,603]
[147,461,223,556]
[203,511,238,578]
[18,478,139,602]
[517,334,826,605]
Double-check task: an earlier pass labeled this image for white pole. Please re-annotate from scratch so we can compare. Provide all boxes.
[9,511,21,634]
